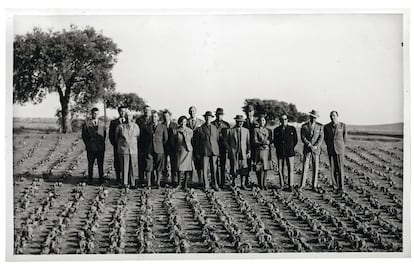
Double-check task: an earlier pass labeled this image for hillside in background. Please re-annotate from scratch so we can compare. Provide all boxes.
[347,122,403,137]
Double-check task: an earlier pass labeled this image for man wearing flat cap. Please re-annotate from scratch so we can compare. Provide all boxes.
[196,111,220,191]
[242,104,258,185]
[212,108,231,188]
[300,110,324,191]
[225,115,251,189]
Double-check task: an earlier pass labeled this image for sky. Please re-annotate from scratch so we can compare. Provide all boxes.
[11,13,404,125]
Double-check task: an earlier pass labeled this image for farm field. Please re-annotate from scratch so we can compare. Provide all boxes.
[12,128,404,255]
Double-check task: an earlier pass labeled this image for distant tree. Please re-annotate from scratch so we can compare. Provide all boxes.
[105,92,146,112]
[13,25,121,133]
[244,98,308,123]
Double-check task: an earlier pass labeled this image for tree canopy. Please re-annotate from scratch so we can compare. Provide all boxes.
[244,98,308,123]
[105,92,146,112]
[13,25,121,132]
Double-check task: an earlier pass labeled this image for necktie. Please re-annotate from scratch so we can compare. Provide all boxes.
[237,128,241,152]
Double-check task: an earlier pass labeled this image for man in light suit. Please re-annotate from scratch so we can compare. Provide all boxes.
[197,111,220,191]
[82,107,106,185]
[226,115,251,190]
[273,114,298,190]
[300,110,324,191]
[115,112,140,188]
[109,106,128,184]
[324,111,347,192]
[187,106,205,185]
[141,111,168,188]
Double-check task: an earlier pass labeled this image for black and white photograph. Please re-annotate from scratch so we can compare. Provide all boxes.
[5,9,410,260]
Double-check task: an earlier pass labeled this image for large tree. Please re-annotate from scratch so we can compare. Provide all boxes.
[13,25,121,133]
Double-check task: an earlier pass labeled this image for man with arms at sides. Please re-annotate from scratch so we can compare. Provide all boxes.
[186,106,205,187]
[196,111,220,191]
[82,107,107,185]
[162,109,179,187]
[136,105,152,186]
[300,110,324,191]
[225,115,251,190]
[142,111,168,188]
[212,107,231,188]
[323,111,347,193]
[115,112,140,189]
[273,114,298,191]
[242,104,258,187]
[109,106,128,185]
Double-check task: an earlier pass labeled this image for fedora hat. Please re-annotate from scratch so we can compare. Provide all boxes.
[215,108,224,115]
[203,111,215,118]
[309,110,319,118]
[234,115,244,121]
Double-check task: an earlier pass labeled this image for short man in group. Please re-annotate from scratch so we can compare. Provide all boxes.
[242,104,257,185]
[226,115,251,189]
[162,109,178,187]
[81,107,106,184]
[186,106,205,185]
[212,107,230,188]
[196,111,220,191]
[273,114,298,191]
[300,110,324,191]
[323,111,347,193]
[136,105,152,185]
[109,106,128,183]
[141,111,168,188]
[115,112,140,188]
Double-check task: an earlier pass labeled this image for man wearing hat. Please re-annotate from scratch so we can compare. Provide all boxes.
[225,115,251,189]
[242,104,258,185]
[300,109,324,191]
[273,114,298,191]
[212,108,231,188]
[109,105,128,184]
[187,106,205,185]
[323,111,347,193]
[196,111,220,191]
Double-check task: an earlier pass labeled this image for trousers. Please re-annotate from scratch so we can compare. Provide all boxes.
[87,150,104,181]
[277,156,295,186]
[329,154,344,190]
[119,154,139,186]
[113,146,121,181]
[203,156,218,188]
[301,152,319,188]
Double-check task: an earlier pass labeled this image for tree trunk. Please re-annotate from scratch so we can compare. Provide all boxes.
[60,98,72,133]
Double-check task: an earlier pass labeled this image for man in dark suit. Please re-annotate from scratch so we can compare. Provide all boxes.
[212,107,230,188]
[273,114,298,190]
[109,106,128,184]
[136,105,152,185]
[162,109,178,187]
[197,111,220,191]
[81,107,106,185]
[226,115,251,189]
[242,104,257,185]
[187,106,205,185]
[324,111,347,192]
[141,111,168,188]
[300,110,324,191]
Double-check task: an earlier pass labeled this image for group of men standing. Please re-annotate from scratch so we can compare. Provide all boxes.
[81,104,347,192]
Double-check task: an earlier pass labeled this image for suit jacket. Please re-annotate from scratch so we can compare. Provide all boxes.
[324,122,347,155]
[301,121,324,154]
[109,118,126,146]
[174,127,193,152]
[136,115,152,152]
[226,126,250,161]
[196,124,220,156]
[163,121,178,154]
[115,123,140,155]
[141,123,168,154]
[273,125,298,158]
[82,119,106,152]
[243,117,258,149]
[212,119,230,151]
[186,117,204,131]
